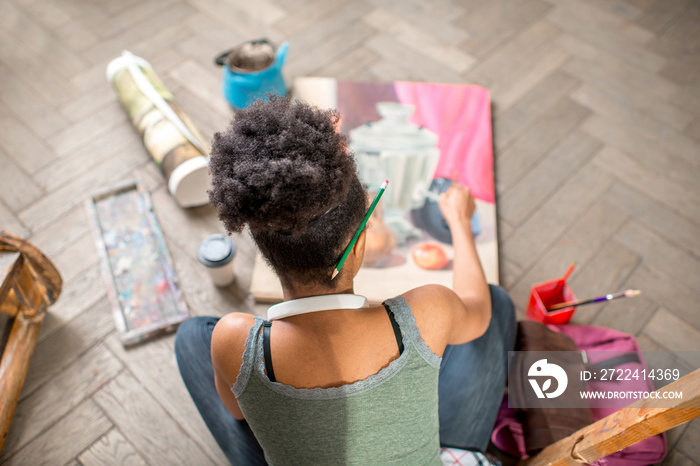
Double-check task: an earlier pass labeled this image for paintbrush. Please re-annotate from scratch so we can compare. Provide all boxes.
[332,180,388,279]
[548,289,642,311]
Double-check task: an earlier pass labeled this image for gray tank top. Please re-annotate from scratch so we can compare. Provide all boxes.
[232,296,443,465]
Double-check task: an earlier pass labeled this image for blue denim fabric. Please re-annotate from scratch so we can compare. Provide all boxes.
[175,317,267,465]
[175,284,515,463]
[438,285,517,452]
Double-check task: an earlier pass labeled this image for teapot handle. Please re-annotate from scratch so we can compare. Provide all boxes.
[214,50,233,66]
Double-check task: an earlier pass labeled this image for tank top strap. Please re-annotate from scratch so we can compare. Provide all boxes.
[382,303,405,355]
[382,296,442,369]
[232,316,264,398]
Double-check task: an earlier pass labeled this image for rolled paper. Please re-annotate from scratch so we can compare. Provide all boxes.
[107,51,211,208]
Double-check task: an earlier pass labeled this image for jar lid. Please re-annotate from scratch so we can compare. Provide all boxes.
[197,234,236,267]
[349,102,439,152]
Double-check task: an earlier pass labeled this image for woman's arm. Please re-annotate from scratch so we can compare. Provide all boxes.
[211,313,256,421]
[438,184,491,344]
[401,184,491,354]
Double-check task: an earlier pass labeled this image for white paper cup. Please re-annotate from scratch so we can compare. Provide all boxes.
[197,234,236,286]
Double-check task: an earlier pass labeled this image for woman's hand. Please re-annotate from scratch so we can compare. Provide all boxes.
[438,183,476,228]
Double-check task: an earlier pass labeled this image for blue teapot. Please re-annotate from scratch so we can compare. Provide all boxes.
[215,39,288,109]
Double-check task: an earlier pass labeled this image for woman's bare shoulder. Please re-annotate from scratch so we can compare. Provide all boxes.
[398,285,464,356]
[211,313,258,372]
[401,284,461,309]
[214,312,257,336]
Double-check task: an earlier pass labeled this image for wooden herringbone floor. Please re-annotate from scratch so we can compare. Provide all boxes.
[1,0,699,464]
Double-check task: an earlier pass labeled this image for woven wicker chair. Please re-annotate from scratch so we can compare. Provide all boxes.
[0,230,62,452]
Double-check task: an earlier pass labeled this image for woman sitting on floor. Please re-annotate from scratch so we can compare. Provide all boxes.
[175,96,516,465]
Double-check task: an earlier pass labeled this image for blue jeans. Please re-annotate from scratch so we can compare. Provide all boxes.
[175,285,516,464]
[438,285,517,452]
[175,317,267,465]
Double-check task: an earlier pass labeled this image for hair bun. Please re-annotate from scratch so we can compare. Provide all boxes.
[208,97,356,235]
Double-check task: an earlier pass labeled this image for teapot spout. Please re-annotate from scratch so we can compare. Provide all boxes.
[275,42,289,68]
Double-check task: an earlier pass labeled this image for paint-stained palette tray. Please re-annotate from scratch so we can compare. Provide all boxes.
[86,181,188,346]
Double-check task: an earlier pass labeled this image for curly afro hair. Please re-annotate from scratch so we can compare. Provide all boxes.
[209,96,367,288]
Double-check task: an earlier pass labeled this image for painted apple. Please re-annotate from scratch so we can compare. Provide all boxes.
[411,242,449,270]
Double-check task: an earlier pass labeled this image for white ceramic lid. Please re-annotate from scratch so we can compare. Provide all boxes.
[168,156,211,208]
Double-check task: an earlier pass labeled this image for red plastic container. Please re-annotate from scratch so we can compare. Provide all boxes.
[525,264,577,325]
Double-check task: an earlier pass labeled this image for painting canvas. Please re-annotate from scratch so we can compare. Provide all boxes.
[251,77,499,304]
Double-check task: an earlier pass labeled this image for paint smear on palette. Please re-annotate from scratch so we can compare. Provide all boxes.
[88,182,188,345]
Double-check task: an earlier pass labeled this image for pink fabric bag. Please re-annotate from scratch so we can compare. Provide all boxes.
[492,324,666,465]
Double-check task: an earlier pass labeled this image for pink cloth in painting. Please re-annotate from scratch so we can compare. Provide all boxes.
[393,82,494,203]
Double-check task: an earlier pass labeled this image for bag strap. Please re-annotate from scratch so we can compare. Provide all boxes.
[263,321,276,382]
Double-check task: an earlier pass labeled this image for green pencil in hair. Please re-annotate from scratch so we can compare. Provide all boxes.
[332,180,388,280]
